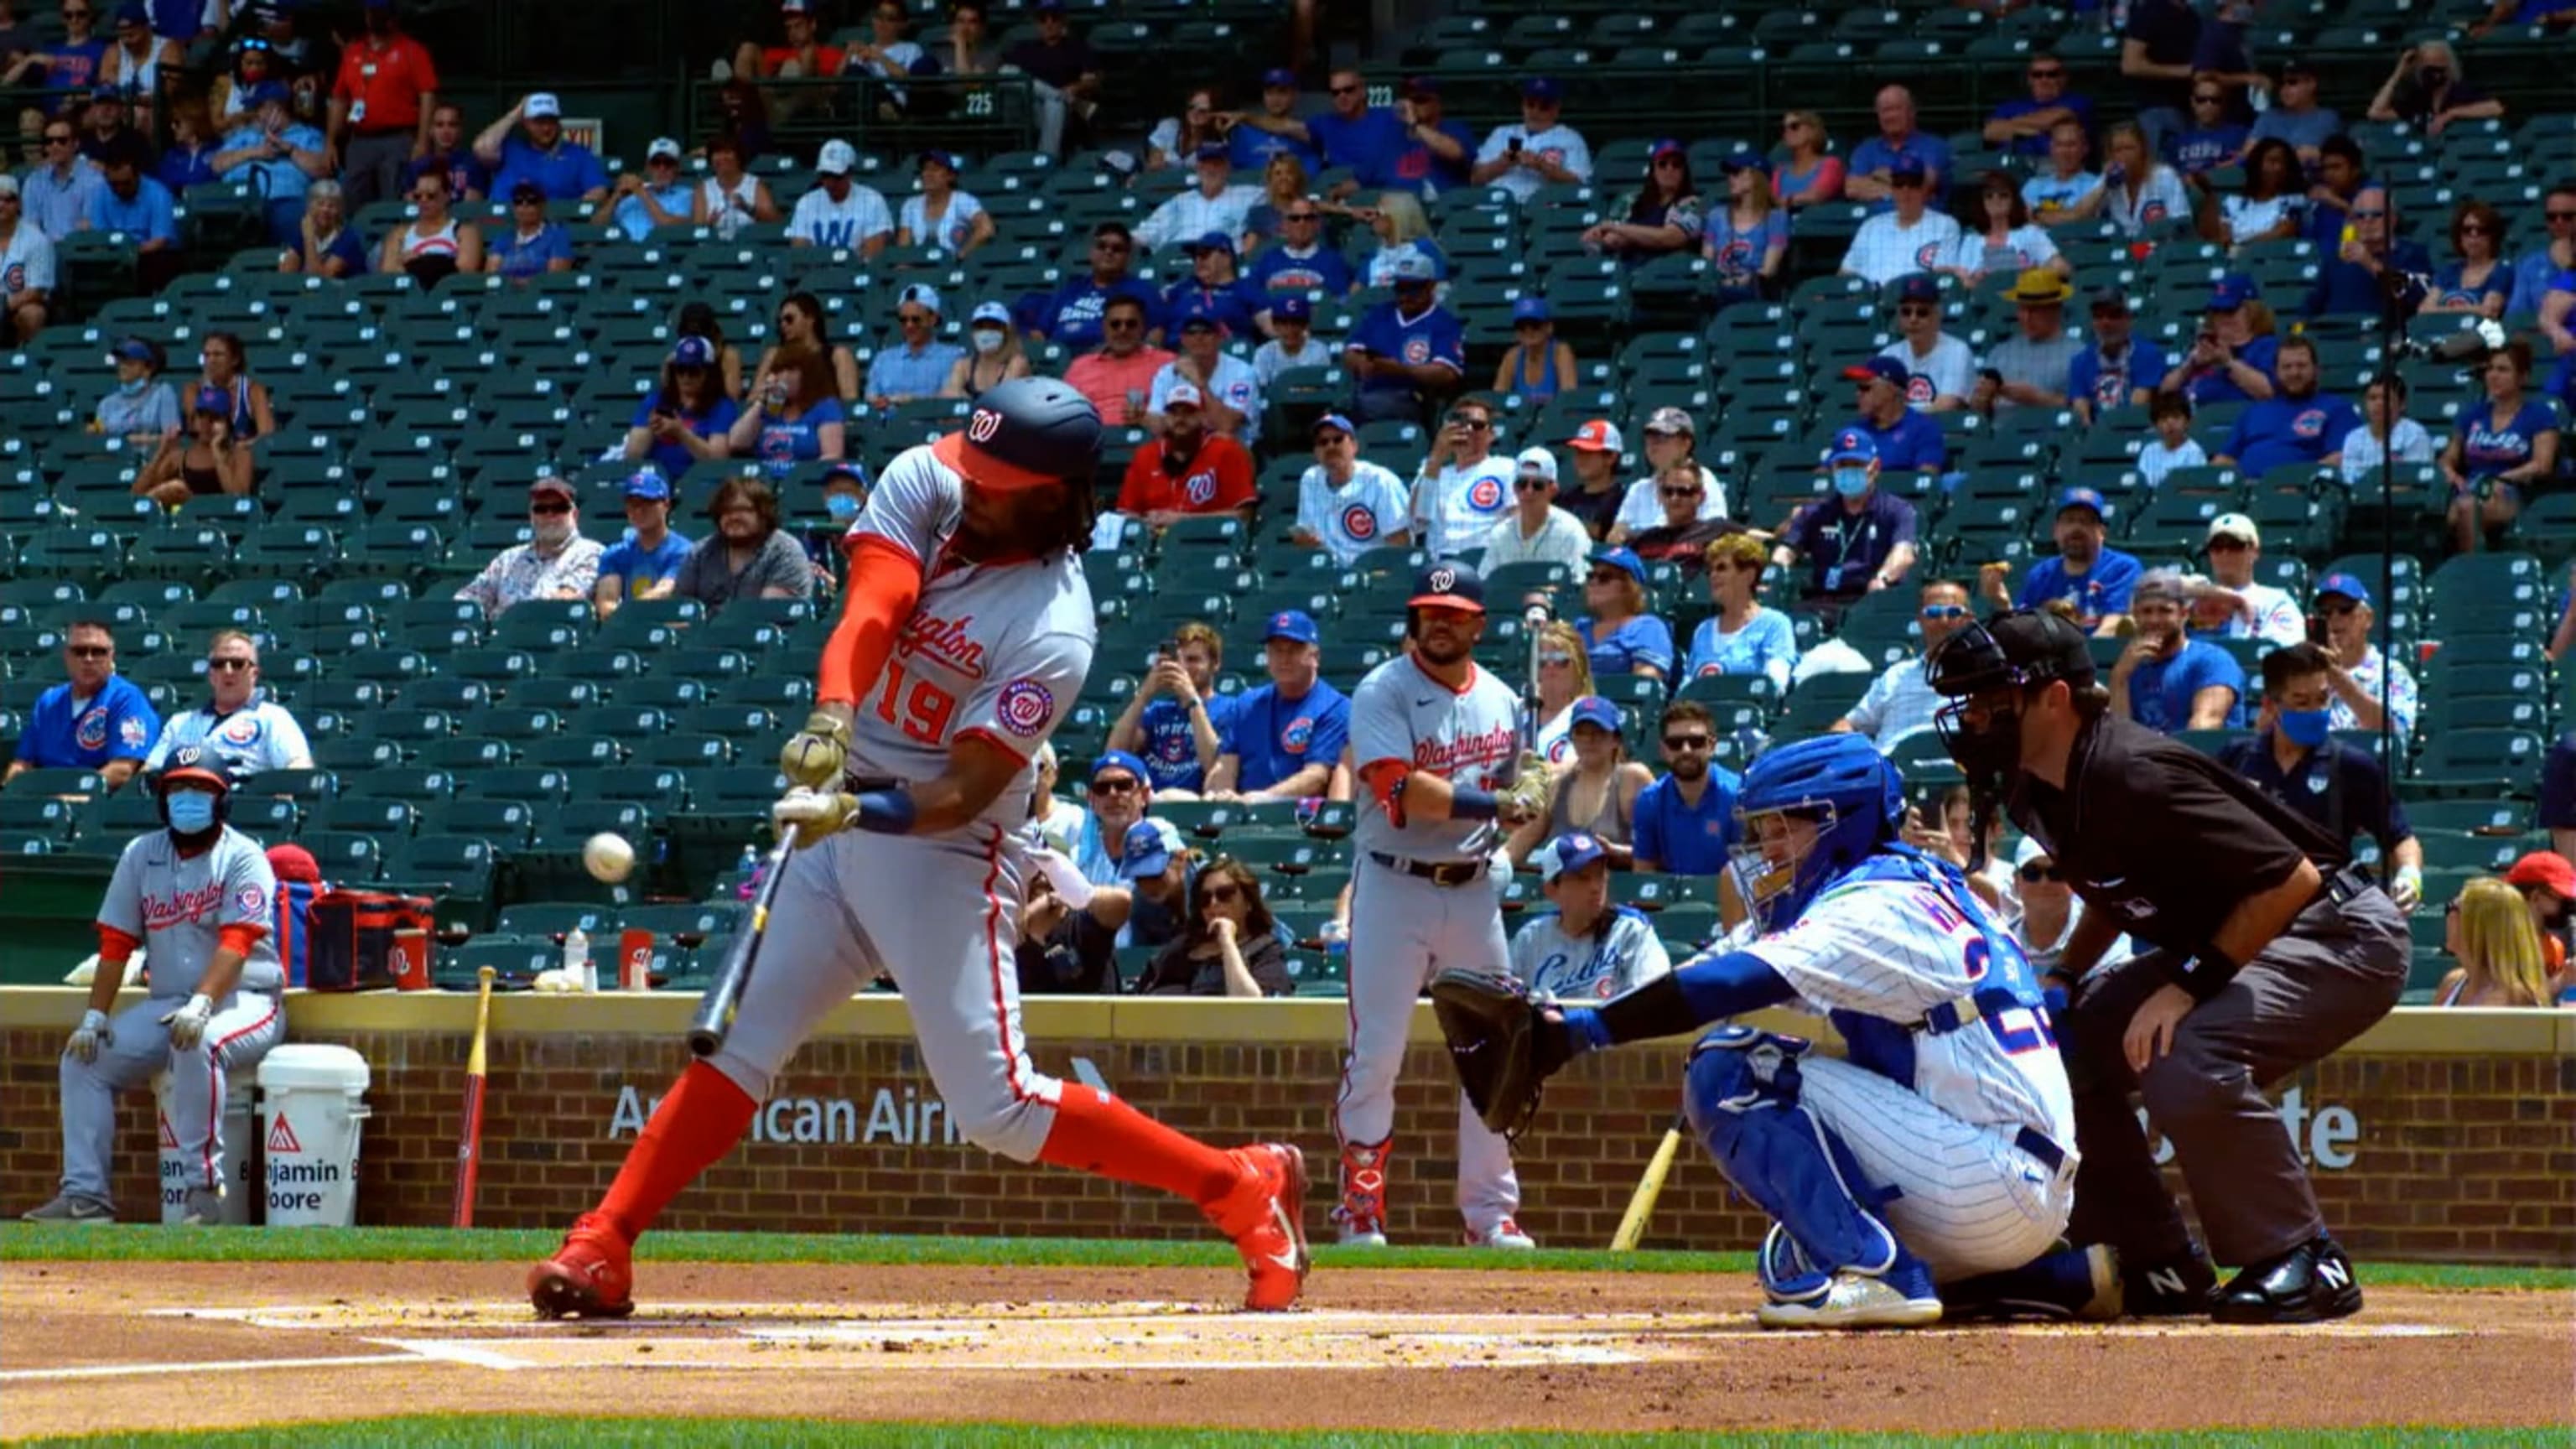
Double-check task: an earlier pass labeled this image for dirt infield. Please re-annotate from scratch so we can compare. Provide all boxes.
[2,1260,2567,1440]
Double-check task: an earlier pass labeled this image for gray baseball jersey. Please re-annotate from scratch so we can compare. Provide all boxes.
[1348,654,1521,864]
[98,824,283,996]
[143,699,311,777]
[1506,906,1674,1002]
[844,443,1097,831]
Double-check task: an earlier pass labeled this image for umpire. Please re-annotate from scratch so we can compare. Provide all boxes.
[1925,610,2405,1324]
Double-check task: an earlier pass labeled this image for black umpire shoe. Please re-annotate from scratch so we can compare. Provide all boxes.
[2211,1237,2363,1325]
[2121,1248,2218,1317]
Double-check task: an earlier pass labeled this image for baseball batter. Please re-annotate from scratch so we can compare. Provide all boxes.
[530,380,1308,1317]
[23,749,284,1225]
[1436,735,2112,1328]
[1336,562,1529,1246]
[1457,831,1673,1248]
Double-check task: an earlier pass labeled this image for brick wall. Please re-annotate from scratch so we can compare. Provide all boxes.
[4,1024,2568,1264]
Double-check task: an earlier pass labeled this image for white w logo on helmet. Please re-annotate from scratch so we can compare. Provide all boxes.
[1429,568,1456,594]
[967,408,1002,443]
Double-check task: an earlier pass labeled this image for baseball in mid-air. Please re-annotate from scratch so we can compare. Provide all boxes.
[583,833,636,883]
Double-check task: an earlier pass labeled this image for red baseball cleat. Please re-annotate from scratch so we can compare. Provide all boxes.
[527,1212,636,1320]
[1206,1143,1310,1312]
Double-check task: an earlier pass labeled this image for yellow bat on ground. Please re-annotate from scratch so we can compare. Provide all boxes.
[1609,1110,1689,1252]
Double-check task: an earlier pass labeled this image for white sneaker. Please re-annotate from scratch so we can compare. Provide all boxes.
[1466,1218,1535,1250]
[1756,1271,1943,1331]
[22,1192,115,1224]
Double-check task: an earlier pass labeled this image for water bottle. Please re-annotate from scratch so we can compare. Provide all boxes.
[564,926,595,994]
[735,843,761,901]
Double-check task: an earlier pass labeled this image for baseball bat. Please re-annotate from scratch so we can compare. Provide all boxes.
[687,822,801,1058]
[1608,1110,1689,1252]
[449,964,496,1229]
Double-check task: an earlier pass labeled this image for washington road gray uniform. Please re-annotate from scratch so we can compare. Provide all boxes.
[1337,652,1520,1231]
[1457,906,1674,1232]
[63,825,285,1206]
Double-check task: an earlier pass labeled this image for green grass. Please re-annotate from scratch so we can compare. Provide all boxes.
[1,1223,2567,1291]
[15,1422,2571,1449]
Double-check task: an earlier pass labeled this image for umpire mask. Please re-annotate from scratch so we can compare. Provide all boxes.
[1924,612,2094,783]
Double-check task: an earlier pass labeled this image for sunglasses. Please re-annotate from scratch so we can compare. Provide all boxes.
[1104,317,1143,331]
[1313,432,1350,447]
[2192,94,2224,104]
[2208,537,2251,552]
[1659,485,1702,499]
[2018,862,2061,883]
[512,195,543,205]
[531,501,572,517]
[207,657,255,672]
[2029,68,2064,80]
[2458,222,2489,235]
[1898,303,1935,317]
[1089,778,1139,797]
[1329,84,1362,96]
[66,644,112,657]
[44,133,75,144]
[2350,209,2386,220]
[1920,604,1969,621]
[1891,177,1925,189]
[1284,211,1320,222]
[1514,477,1551,492]
[1662,735,1712,751]
[1538,653,1573,667]
[1451,417,1491,430]
[1203,884,1242,905]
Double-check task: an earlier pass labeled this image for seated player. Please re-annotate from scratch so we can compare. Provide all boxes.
[1432,734,2116,1328]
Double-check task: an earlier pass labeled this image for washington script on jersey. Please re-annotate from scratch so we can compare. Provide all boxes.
[1415,721,1516,773]
[141,879,242,931]
[901,610,988,677]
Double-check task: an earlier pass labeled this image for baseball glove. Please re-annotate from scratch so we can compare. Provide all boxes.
[1429,967,1572,1140]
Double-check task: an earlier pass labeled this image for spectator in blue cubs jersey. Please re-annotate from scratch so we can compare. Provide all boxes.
[1109,623,1243,797]
[1630,701,1742,876]
[8,621,159,790]
[1992,487,2142,636]
[1208,610,1348,800]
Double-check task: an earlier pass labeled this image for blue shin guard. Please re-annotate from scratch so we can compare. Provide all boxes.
[1685,1026,1931,1301]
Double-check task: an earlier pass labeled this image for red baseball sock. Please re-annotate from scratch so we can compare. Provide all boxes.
[1036,1083,1239,1208]
[594,1061,758,1242]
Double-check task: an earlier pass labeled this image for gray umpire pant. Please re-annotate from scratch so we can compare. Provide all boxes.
[340,131,415,210]
[2059,884,2407,1270]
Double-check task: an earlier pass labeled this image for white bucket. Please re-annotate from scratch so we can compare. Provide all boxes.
[254,1045,371,1228]
[152,1067,256,1226]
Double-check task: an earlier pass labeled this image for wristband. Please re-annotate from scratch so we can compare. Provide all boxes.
[1558,1005,1613,1057]
[852,788,917,835]
[79,1009,107,1033]
[2163,943,2243,1003]
[1447,785,1499,821]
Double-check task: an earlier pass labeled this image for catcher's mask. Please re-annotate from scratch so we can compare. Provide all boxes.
[1727,734,1903,934]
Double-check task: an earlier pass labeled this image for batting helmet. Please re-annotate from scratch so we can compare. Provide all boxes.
[153,745,233,832]
[931,377,1104,491]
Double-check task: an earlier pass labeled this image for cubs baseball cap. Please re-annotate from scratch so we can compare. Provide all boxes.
[1091,750,1148,787]
[670,335,716,368]
[1261,67,1297,89]
[1311,413,1355,441]
[1194,142,1231,164]
[1512,296,1550,324]
[528,475,576,501]
[1826,428,1877,466]
[0,174,18,198]
[1534,831,1607,884]
[2054,486,2111,520]
[2090,287,2133,315]
[2505,849,2576,900]
[1648,138,1685,163]
[1515,446,1558,483]
[1590,546,1647,585]
[2205,512,2260,547]
[1895,274,1941,304]
[1889,156,1928,184]
[1844,355,1908,387]
[1120,818,1186,880]
[1403,76,1441,97]
[917,149,959,173]
[191,384,231,415]
[1566,419,1621,453]
[969,300,1011,327]
[622,467,673,501]
[1568,696,1622,734]
[1176,306,1219,333]
[1721,147,1767,174]
[1406,561,1487,614]
[821,461,868,490]
[1265,609,1321,645]
[1163,382,1203,410]
[2207,273,2258,311]
[1643,406,1696,437]
[265,842,322,886]
[1523,76,1563,102]
[509,179,546,205]
[2315,573,2372,607]
[1386,251,1438,283]
[647,137,683,163]
[110,336,157,364]
[237,80,290,108]
[815,139,859,177]
[1272,294,1311,324]
[1186,231,1235,258]
[898,282,943,315]
[524,92,563,119]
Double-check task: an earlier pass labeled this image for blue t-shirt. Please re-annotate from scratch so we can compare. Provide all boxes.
[1158,278,1264,340]
[1846,132,1953,211]
[219,121,328,203]
[1382,117,1478,195]
[2225,391,2361,475]
[2177,332,2280,406]
[2127,639,2246,733]
[611,181,695,242]
[1853,408,1949,471]
[1309,106,1410,190]
[752,398,845,479]
[1578,615,1676,678]
[2429,261,2513,315]
[628,392,741,480]
[1784,490,1919,597]
[1346,300,1466,402]
[1632,769,1742,875]
[16,674,159,770]
[155,143,217,193]
[1135,692,1244,793]
[1228,123,1322,174]
[2162,122,2246,176]
[2455,397,2563,480]
[2308,240,2431,318]
[2017,547,2142,629]
[491,221,574,280]
[2068,336,2170,416]
[1993,94,2098,160]
[86,175,178,247]
[40,37,106,109]
[1034,273,1161,351]
[1245,243,1353,299]
[492,136,608,202]
[597,532,696,597]
[405,148,491,202]
[293,226,371,276]
[1221,680,1348,793]
[1683,610,1799,687]
[1704,208,1788,289]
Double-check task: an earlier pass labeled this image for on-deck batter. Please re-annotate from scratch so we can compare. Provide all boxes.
[529,380,1309,1317]
[1335,562,1525,1247]
[23,748,284,1225]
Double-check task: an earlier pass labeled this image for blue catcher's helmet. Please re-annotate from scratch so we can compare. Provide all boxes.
[1730,733,1904,932]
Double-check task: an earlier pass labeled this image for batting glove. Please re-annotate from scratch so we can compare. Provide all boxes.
[65,1009,110,1063]
[159,995,214,1052]
[2389,865,2423,914]
[779,710,854,791]
[772,787,859,841]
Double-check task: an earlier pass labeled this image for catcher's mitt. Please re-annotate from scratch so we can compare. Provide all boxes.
[1429,967,1572,1139]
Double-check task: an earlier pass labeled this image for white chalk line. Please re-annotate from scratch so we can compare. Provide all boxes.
[0,1352,421,1383]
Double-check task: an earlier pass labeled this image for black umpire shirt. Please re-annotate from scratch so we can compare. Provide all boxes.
[2009,710,2348,959]
[2216,731,2415,860]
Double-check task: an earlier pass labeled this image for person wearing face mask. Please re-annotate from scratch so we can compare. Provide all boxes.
[92,335,179,447]
[2217,642,2423,912]
[2109,571,2246,735]
[23,747,286,1227]
[592,470,694,621]
[455,477,606,619]
[943,300,1031,400]
[1771,429,1919,615]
